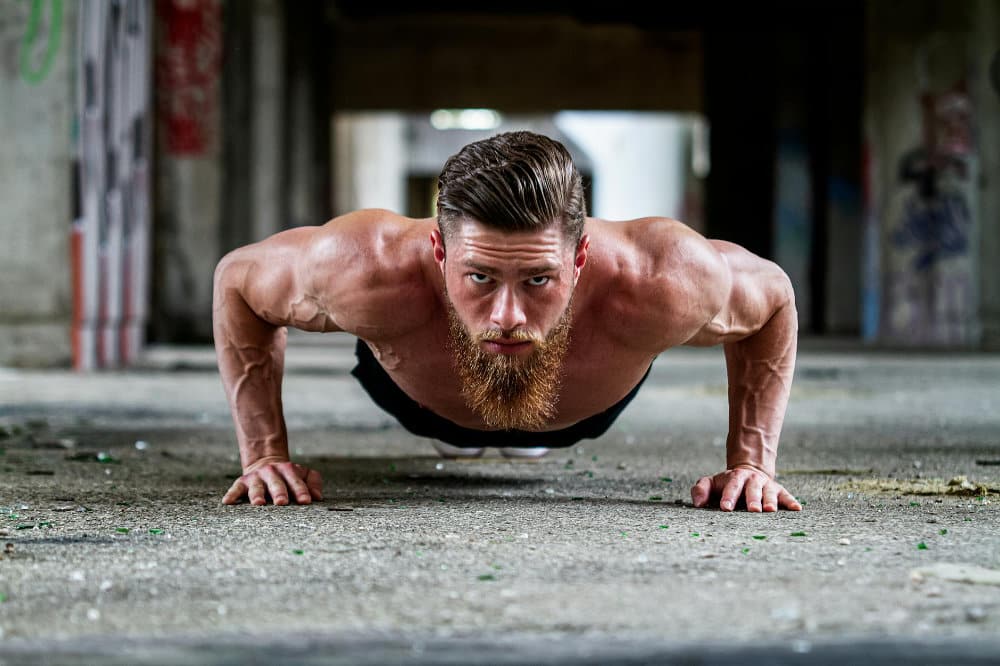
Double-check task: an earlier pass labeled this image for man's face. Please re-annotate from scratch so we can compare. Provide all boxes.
[431,219,589,430]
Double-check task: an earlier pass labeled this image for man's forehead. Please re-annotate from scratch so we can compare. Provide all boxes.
[453,218,568,246]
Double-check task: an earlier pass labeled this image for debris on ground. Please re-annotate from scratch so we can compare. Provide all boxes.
[911,563,1000,586]
[779,468,875,476]
[837,475,998,497]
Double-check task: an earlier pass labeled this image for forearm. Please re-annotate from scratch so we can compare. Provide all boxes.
[213,270,290,471]
[723,298,797,476]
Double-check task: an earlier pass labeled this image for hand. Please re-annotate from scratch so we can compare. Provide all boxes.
[222,457,323,506]
[691,466,801,512]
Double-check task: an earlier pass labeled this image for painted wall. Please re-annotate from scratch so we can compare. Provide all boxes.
[864,1,995,347]
[0,0,75,366]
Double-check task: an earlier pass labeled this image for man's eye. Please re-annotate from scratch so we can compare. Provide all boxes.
[470,273,491,284]
[527,276,550,286]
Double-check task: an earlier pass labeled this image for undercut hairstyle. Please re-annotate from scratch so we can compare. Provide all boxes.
[436,131,586,247]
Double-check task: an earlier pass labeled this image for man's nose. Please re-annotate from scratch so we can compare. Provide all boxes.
[490,286,527,331]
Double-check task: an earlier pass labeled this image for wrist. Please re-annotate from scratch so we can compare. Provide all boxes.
[243,454,291,474]
[727,461,774,478]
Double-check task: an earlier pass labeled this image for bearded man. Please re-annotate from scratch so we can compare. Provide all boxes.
[213,131,802,513]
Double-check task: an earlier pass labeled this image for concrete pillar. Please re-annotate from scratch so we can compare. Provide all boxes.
[152,0,223,342]
[865,1,988,347]
[972,0,1000,349]
[0,0,76,366]
[554,112,688,222]
[332,114,407,214]
[285,0,330,226]
[249,0,285,242]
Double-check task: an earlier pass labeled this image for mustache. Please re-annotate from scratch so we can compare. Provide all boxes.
[477,329,539,343]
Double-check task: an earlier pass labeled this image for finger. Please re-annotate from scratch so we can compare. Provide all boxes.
[256,466,289,505]
[744,475,765,513]
[222,479,247,505]
[719,475,746,512]
[762,482,780,512]
[305,469,323,500]
[247,478,268,506]
[777,487,802,511]
[691,476,713,507]
[276,463,313,504]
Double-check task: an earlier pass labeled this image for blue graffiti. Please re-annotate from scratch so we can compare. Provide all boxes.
[891,191,970,272]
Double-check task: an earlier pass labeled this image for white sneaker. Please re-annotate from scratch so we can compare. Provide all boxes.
[499,447,550,459]
[431,441,485,458]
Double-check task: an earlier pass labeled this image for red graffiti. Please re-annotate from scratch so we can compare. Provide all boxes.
[155,0,221,155]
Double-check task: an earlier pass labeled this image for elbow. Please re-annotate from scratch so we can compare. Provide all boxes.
[773,267,798,333]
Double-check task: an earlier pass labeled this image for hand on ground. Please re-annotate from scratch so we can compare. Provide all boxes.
[222,458,323,506]
[691,466,801,512]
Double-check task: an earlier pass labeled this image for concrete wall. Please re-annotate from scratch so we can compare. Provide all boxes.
[865,0,996,347]
[0,0,76,366]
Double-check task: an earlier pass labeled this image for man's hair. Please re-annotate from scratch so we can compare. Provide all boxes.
[436,131,586,246]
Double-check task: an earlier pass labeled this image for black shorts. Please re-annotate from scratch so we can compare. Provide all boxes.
[350,338,650,449]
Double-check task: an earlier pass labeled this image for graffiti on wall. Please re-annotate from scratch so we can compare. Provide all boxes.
[885,83,977,345]
[155,0,221,155]
[74,0,153,370]
[0,0,63,84]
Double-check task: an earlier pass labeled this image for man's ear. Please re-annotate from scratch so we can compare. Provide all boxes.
[573,234,590,283]
[430,228,446,271]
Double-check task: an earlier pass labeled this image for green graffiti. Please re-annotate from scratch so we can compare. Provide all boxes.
[19,0,63,85]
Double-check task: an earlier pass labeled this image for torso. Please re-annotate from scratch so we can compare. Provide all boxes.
[330,214,703,431]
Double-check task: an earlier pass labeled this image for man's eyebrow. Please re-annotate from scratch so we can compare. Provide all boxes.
[463,261,559,276]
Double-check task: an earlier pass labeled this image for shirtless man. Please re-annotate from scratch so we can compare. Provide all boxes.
[213,131,801,513]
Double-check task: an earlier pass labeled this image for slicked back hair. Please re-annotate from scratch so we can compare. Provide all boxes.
[436,131,586,247]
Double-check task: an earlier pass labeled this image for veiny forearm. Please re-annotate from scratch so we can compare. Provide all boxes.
[723,299,797,476]
[213,272,290,471]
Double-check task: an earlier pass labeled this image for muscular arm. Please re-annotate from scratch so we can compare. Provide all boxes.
[684,240,801,511]
[213,226,342,469]
[213,218,365,505]
[212,211,434,505]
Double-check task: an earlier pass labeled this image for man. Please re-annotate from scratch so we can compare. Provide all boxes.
[213,131,801,513]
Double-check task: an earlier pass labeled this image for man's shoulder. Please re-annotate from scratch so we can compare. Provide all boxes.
[585,217,730,349]
[307,210,441,336]
[588,216,726,286]
[313,209,434,250]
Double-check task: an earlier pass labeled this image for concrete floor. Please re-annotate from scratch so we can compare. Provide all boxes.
[0,333,998,664]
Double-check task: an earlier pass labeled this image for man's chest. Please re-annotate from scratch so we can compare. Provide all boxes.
[360,330,656,431]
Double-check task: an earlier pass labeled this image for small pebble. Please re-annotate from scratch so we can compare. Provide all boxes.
[836,559,846,566]
[69,570,85,582]
[86,608,100,621]
[838,538,851,546]
[434,463,444,471]
[134,440,149,451]
[99,580,112,591]
[616,463,628,470]
[544,488,555,495]
[966,607,986,622]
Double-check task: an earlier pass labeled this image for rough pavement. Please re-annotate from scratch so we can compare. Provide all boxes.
[0,333,998,664]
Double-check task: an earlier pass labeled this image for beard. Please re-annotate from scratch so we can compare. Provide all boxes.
[447,301,572,431]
